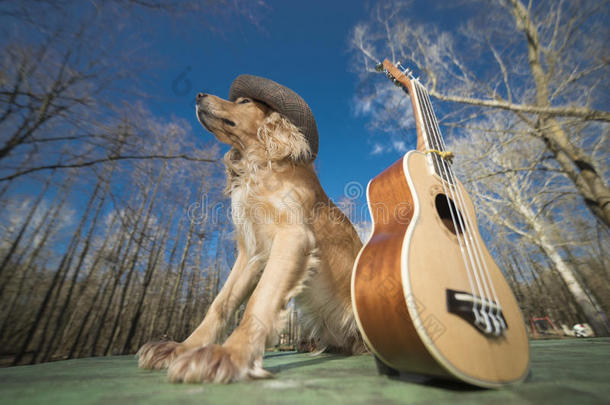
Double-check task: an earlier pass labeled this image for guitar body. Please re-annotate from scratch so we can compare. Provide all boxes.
[351,151,530,388]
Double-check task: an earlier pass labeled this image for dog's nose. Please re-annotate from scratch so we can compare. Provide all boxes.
[196,93,207,102]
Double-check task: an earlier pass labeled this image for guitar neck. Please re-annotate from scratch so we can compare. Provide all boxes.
[382,60,451,182]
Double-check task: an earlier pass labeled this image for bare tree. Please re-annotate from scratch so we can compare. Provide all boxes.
[0,0,263,366]
[0,0,226,186]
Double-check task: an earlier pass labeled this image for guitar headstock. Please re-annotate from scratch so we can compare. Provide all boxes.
[375,59,429,152]
[376,59,416,94]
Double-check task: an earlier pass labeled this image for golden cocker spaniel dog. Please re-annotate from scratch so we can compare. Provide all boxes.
[137,75,365,383]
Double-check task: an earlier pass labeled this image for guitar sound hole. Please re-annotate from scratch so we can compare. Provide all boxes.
[435,194,464,235]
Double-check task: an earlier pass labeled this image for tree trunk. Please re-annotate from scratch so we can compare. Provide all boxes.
[507,0,610,227]
[103,162,167,355]
[162,185,202,337]
[88,213,136,356]
[41,174,110,362]
[0,176,52,281]
[121,204,175,353]
[0,177,73,339]
[148,211,186,339]
[30,176,101,363]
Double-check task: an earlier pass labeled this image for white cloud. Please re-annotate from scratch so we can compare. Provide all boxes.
[392,141,407,153]
[354,98,372,115]
[369,140,411,156]
[371,143,384,155]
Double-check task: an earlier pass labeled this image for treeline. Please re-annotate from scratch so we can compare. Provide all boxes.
[0,123,237,365]
[491,235,609,337]
[0,0,263,365]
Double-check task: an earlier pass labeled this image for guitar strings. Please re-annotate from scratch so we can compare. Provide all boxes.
[410,80,486,329]
[427,94,504,331]
[415,81,496,332]
[415,80,503,332]
[419,83,503,328]
[418,79,500,334]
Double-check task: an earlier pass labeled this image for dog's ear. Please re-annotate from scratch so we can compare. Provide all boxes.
[257,112,312,162]
[223,148,242,175]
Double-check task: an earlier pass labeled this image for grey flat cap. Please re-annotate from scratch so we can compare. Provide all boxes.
[228,74,319,161]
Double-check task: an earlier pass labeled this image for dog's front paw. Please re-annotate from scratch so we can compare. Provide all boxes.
[136,340,187,370]
[167,344,271,384]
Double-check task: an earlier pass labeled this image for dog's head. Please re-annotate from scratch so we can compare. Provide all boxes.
[197,75,318,164]
[196,93,312,163]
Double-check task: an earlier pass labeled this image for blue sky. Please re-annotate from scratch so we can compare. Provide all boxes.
[136,0,428,212]
[1,0,466,227]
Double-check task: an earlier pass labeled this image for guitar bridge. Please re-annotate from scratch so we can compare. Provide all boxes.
[446,289,508,337]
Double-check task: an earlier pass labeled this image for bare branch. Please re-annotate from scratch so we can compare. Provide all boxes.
[428,90,610,122]
[0,154,218,182]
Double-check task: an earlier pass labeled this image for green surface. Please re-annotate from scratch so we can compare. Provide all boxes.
[1,338,609,405]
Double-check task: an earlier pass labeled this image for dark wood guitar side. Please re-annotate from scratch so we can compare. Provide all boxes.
[351,60,529,388]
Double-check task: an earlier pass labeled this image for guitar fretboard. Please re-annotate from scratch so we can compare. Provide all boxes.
[411,80,453,184]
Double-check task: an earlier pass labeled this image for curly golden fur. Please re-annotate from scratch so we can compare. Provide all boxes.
[137,92,366,383]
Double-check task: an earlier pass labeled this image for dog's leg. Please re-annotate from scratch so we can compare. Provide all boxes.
[137,251,261,369]
[167,227,315,383]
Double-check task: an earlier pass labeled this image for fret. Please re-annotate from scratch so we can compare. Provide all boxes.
[412,80,454,184]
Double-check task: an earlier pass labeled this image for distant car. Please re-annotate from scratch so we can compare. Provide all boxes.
[572,324,590,337]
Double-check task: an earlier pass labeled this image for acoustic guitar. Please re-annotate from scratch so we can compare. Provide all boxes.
[351,60,529,388]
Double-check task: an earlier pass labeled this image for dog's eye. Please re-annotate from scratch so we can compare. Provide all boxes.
[239,99,251,104]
